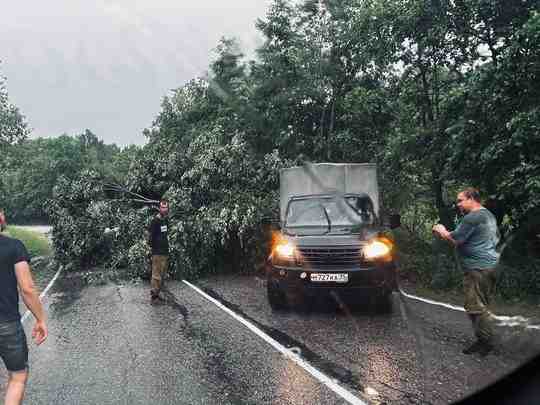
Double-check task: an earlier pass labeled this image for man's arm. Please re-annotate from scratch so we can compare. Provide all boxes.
[433,217,477,247]
[15,261,48,344]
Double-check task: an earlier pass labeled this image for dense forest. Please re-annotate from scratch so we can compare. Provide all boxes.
[1,0,539,298]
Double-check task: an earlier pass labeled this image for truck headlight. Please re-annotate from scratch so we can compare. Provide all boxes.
[363,240,391,259]
[275,241,296,258]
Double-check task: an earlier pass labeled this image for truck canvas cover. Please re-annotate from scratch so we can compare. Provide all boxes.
[279,163,380,223]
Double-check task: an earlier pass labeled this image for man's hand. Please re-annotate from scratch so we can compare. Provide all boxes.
[432,224,458,245]
[32,320,48,345]
[432,224,447,237]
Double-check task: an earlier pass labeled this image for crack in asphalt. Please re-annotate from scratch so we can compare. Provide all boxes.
[182,325,252,404]
[199,286,367,395]
[158,286,253,403]
[115,286,140,401]
[161,287,190,322]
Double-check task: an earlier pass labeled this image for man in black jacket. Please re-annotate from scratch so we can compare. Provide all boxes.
[148,199,169,304]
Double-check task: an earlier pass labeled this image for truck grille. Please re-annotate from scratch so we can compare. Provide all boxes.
[297,245,367,268]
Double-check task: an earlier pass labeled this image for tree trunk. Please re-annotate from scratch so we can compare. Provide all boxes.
[225,229,242,273]
[327,98,335,161]
[320,103,327,159]
[433,177,454,229]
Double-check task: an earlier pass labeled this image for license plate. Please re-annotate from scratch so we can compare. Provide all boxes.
[310,273,349,283]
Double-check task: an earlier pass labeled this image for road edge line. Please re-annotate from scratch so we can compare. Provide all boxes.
[399,288,540,330]
[182,279,367,405]
[399,288,465,312]
[21,266,63,324]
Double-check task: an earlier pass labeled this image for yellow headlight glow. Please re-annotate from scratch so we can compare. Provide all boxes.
[275,242,295,258]
[363,240,391,259]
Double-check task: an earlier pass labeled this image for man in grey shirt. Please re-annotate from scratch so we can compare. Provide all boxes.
[433,188,499,356]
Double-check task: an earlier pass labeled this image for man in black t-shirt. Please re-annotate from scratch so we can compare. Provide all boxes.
[0,209,47,405]
[147,199,170,304]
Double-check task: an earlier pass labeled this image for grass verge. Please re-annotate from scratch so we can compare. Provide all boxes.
[4,226,52,257]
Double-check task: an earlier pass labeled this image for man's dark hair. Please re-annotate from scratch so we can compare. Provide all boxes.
[462,187,481,202]
[160,198,168,205]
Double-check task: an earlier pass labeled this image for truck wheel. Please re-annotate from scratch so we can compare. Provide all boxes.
[267,280,288,311]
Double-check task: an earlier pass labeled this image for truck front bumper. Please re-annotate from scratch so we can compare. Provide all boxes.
[266,261,398,296]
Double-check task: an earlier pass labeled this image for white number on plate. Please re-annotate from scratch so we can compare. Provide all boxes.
[310,273,348,283]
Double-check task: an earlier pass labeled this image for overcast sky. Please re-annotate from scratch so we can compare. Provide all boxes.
[0,0,273,146]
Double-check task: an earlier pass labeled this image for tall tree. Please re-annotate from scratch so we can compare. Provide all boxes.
[448,9,540,228]
[0,70,28,151]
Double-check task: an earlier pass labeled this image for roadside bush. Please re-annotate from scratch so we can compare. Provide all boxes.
[395,226,540,300]
[394,228,460,289]
[497,231,540,299]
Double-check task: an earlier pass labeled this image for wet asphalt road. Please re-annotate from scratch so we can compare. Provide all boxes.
[2,270,540,404]
[180,275,540,404]
[3,273,352,405]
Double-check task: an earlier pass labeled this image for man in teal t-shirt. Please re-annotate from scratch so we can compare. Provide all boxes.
[433,188,500,356]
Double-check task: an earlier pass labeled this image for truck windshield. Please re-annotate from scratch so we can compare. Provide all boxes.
[284,195,375,234]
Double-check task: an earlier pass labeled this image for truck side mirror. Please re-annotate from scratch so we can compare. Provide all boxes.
[389,214,401,229]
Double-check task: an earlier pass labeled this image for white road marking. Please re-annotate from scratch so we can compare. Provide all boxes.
[399,288,540,330]
[21,266,63,324]
[399,288,465,312]
[182,280,368,405]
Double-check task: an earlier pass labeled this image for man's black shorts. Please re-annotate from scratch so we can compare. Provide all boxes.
[0,320,28,372]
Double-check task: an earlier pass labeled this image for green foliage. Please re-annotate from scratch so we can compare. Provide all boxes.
[46,169,153,276]
[446,9,540,229]
[46,171,107,266]
[1,132,139,223]
[166,131,288,278]
[0,70,28,151]
[5,0,540,301]
[0,67,29,208]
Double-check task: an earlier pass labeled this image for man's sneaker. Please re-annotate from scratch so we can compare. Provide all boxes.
[151,292,166,304]
[150,293,160,305]
[462,340,484,355]
[463,340,494,356]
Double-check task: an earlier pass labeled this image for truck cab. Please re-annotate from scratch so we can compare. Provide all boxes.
[266,163,399,311]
